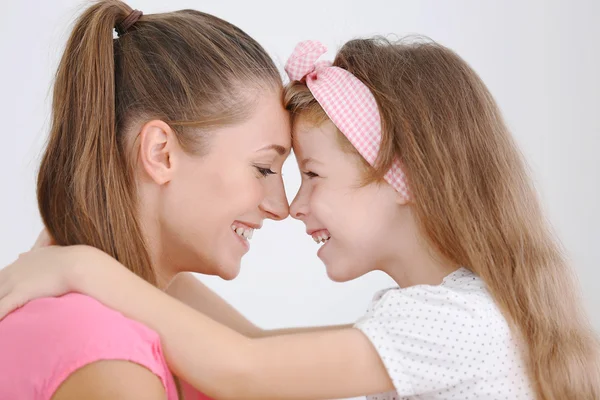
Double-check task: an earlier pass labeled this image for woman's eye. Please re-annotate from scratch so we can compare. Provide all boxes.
[303,171,319,179]
[255,166,276,177]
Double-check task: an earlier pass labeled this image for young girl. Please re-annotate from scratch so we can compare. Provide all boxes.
[1,38,598,399]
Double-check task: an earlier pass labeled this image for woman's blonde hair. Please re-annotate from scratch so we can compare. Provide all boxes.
[284,37,600,399]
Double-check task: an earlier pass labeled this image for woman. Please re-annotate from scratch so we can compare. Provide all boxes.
[0,0,291,398]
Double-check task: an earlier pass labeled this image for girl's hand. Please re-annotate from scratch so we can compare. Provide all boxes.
[31,228,56,250]
[0,246,81,319]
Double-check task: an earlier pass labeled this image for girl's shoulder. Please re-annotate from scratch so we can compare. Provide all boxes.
[361,267,494,318]
[355,268,534,398]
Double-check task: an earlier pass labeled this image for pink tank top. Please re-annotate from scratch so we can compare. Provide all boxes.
[0,293,181,399]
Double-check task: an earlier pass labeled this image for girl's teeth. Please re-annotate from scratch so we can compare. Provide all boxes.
[311,234,331,244]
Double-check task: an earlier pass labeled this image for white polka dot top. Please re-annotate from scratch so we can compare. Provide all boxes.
[354,267,535,400]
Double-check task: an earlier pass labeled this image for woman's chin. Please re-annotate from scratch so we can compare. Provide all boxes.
[215,259,242,281]
[183,254,241,280]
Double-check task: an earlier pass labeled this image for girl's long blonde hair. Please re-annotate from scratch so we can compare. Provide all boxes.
[285,37,600,399]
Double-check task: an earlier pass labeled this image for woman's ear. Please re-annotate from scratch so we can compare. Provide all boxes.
[138,120,178,185]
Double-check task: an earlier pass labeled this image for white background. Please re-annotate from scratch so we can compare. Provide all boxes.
[1,1,599,398]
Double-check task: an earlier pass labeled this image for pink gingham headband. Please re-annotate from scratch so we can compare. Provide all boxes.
[285,40,410,200]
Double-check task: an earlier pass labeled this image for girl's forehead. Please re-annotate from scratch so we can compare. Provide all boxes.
[293,120,336,141]
[293,122,348,164]
[292,125,324,153]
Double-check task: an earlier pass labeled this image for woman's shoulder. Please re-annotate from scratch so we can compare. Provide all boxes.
[0,293,162,349]
[0,293,177,399]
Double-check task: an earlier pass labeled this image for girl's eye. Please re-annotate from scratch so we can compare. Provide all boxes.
[303,171,319,179]
[255,166,276,177]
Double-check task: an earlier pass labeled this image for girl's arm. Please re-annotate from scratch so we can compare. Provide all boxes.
[0,246,393,399]
[71,248,393,399]
[166,273,263,338]
[167,273,351,338]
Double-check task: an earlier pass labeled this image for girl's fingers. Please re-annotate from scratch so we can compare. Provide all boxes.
[32,229,55,250]
[0,268,13,298]
[0,293,24,321]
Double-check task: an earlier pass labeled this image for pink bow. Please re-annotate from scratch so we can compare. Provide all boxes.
[285,41,331,81]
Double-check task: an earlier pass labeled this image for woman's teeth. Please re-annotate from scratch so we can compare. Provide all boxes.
[231,225,254,240]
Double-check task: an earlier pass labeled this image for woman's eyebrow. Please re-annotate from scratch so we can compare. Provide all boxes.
[257,144,288,155]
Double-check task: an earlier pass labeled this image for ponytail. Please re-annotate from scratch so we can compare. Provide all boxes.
[38,1,156,284]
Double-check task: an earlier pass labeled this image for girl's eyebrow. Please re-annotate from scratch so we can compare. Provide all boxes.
[299,157,323,169]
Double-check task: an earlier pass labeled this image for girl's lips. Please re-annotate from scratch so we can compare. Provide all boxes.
[317,237,331,258]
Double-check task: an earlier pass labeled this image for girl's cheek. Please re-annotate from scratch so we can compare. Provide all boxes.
[309,186,330,216]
